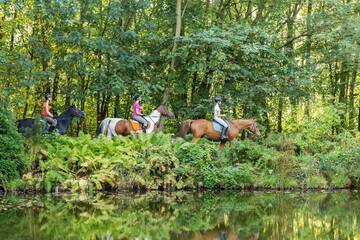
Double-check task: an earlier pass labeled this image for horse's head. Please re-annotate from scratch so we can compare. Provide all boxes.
[232,119,260,140]
[67,105,86,118]
[157,104,174,118]
[249,120,260,140]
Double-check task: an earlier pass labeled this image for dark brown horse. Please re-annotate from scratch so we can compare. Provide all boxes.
[98,104,174,137]
[178,119,260,146]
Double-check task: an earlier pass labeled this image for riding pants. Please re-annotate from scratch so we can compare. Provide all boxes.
[214,117,228,141]
[42,115,57,126]
[131,115,148,129]
[214,117,228,129]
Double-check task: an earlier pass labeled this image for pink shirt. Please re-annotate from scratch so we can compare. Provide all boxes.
[132,101,142,116]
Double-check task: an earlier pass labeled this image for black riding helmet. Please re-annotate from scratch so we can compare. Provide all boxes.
[214,96,222,102]
[134,93,141,101]
[45,93,52,100]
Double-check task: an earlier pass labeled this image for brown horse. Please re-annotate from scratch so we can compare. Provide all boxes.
[98,104,174,137]
[178,119,260,146]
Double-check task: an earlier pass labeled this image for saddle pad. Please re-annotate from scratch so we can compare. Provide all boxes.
[130,120,142,131]
[212,121,223,133]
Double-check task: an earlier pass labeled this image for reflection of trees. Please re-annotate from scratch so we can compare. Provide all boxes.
[0,191,360,240]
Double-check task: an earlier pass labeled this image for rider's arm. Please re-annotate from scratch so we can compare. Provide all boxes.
[135,105,142,115]
[45,102,53,117]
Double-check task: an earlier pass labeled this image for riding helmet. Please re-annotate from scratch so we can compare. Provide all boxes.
[45,93,52,100]
[134,93,141,101]
[214,96,222,102]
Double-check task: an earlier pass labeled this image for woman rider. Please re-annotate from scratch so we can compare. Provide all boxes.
[131,93,148,132]
[214,96,229,141]
[41,93,57,128]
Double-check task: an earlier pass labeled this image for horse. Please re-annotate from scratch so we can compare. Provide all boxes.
[178,119,260,147]
[17,105,86,135]
[97,104,174,137]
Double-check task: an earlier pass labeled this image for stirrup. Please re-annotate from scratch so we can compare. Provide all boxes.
[220,136,228,142]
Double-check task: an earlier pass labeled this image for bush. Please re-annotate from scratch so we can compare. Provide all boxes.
[0,106,26,184]
[15,120,360,192]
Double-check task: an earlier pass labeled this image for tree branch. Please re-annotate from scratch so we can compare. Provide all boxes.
[277,32,309,49]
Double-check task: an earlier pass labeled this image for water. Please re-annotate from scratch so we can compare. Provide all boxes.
[0,191,359,240]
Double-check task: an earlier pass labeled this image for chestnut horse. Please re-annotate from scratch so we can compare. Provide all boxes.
[178,119,260,146]
[98,104,174,137]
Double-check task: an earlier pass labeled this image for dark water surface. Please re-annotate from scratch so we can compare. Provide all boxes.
[0,191,359,240]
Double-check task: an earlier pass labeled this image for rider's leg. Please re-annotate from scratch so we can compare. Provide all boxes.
[214,117,228,141]
[220,126,228,141]
[132,115,148,132]
[140,116,148,127]
[42,116,57,126]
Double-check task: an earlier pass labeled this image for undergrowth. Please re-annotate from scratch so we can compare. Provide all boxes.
[7,129,360,193]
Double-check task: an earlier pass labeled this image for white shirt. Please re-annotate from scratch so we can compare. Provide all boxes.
[214,103,221,118]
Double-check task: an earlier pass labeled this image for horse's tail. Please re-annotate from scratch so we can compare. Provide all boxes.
[97,118,110,137]
[178,120,192,138]
[97,120,104,136]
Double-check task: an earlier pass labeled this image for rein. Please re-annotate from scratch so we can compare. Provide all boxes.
[147,110,161,130]
[230,120,257,134]
[148,110,160,123]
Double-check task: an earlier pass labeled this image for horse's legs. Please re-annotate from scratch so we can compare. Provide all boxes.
[220,142,226,150]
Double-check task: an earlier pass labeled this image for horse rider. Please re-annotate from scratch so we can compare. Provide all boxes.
[214,96,229,141]
[41,93,57,128]
[131,93,148,132]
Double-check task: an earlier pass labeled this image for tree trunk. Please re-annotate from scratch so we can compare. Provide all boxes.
[114,94,121,117]
[96,93,101,125]
[163,0,183,103]
[52,72,59,101]
[349,69,357,129]
[263,110,270,136]
[338,62,349,127]
[65,77,72,106]
[358,107,360,132]
[305,0,312,61]
[304,0,312,117]
[277,96,283,132]
[349,56,358,129]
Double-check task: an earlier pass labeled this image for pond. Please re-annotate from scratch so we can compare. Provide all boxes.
[0,190,359,240]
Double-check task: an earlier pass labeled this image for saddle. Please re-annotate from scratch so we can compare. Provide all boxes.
[212,120,229,133]
[39,119,55,132]
[129,119,150,131]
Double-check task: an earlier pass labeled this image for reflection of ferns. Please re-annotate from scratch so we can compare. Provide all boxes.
[2,192,360,240]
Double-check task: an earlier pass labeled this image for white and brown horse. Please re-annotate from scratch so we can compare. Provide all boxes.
[98,104,174,137]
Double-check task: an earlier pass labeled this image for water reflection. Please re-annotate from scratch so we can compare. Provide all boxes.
[0,191,359,240]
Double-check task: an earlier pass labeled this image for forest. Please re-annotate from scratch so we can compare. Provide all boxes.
[0,0,359,134]
[0,0,360,191]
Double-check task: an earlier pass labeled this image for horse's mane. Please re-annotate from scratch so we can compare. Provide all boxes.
[231,119,256,123]
[230,119,256,129]
[57,105,76,119]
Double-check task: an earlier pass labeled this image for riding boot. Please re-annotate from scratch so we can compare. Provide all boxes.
[142,125,147,133]
[220,127,228,142]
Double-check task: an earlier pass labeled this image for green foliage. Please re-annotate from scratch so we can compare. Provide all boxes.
[14,121,360,192]
[0,106,26,184]
[0,0,358,136]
